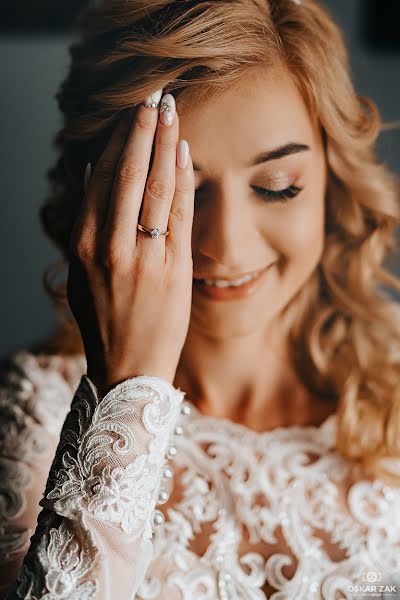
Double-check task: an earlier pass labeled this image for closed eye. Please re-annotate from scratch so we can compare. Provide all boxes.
[252,184,303,203]
[194,184,303,204]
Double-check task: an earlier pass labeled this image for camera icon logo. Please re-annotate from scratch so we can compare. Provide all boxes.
[362,572,381,583]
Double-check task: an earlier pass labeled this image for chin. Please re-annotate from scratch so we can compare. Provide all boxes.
[190,299,278,339]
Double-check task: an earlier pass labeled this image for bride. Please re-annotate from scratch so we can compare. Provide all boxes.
[1,0,400,598]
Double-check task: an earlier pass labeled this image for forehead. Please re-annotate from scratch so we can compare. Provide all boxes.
[177,65,319,170]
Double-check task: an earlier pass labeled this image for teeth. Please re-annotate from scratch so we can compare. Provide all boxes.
[202,273,258,287]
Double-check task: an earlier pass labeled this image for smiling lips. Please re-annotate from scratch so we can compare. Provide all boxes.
[194,270,262,287]
[193,264,273,301]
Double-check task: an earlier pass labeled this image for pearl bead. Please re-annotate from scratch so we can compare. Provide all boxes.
[174,425,183,436]
[167,445,177,458]
[180,402,192,416]
[152,509,165,527]
[162,465,173,479]
[157,488,169,504]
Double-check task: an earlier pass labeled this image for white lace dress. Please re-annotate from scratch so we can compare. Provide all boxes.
[0,349,399,599]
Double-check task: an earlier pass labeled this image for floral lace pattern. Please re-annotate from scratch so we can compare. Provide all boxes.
[15,516,98,600]
[41,374,183,536]
[1,350,399,599]
[1,351,185,599]
[0,351,82,567]
[136,405,400,599]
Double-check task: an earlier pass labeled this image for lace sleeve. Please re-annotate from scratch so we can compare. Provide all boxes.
[0,357,67,597]
[4,370,186,599]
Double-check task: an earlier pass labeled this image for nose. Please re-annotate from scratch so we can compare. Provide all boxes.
[193,181,268,271]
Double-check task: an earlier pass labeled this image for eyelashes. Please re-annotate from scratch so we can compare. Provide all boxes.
[252,184,303,203]
[194,184,303,204]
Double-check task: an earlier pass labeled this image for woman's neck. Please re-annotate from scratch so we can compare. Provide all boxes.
[174,324,337,431]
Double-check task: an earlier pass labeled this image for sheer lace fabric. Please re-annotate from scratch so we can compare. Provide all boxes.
[0,350,399,599]
[1,351,185,599]
[140,408,400,599]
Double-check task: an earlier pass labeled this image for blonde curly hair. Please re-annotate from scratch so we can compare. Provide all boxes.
[37,0,400,484]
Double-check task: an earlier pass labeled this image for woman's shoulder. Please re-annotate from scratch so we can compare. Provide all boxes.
[0,348,86,437]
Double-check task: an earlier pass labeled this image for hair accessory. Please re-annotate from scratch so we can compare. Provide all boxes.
[137,223,170,238]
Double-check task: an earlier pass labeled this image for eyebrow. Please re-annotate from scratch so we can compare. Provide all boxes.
[192,142,310,171]
[249,142,311,166]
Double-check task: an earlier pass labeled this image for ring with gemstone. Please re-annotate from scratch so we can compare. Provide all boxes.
[137,223,170,238]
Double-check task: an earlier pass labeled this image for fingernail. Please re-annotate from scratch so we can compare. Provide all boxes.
[84,162,92,191]
[159,93,176,126]
[177,140,189,169]
[143,88,163,108]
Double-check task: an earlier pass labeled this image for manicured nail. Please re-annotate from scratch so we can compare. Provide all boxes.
[84,162,92,191]
[177,140,189,169]
[159,93,176,126]
[143,88,163,108]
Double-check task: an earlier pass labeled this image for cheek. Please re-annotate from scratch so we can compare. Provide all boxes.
[266,194,325,268]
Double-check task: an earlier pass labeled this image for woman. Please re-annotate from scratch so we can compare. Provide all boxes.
[1,0,400,597]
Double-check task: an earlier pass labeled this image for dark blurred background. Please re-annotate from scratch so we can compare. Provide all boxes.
[0,0,399,358]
